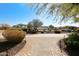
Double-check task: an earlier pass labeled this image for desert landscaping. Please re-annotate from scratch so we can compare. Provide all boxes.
[0,30,68,56]
[0,3,79,56]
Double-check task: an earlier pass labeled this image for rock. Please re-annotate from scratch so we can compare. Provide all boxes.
[0,52,7,56]
[0,31,7,42]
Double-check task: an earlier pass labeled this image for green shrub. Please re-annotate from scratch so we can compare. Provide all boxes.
[54,30,61,34]
[64,32,79,48]
[76,28,79,32]
[2,29,26,43]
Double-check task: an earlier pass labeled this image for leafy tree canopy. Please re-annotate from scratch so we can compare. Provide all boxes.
[28,3,79,23]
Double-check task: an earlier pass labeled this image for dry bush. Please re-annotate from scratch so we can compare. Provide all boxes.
[2,29,26,43]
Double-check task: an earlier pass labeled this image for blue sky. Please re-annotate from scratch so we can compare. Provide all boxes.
[0,3,78,27]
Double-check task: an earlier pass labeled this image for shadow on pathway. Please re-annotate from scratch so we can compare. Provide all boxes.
[0,40,26,56]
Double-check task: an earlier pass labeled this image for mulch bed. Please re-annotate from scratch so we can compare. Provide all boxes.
[0,40,26,56]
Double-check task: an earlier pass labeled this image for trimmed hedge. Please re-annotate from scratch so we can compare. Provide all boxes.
[54,30,61,34]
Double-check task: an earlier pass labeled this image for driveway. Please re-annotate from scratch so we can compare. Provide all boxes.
[16,34,68,56]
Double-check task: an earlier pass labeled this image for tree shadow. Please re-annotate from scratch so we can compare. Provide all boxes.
[58,39,79,56]
[0,40,26,56]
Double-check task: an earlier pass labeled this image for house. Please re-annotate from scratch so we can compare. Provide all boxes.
[37,26,49,33]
